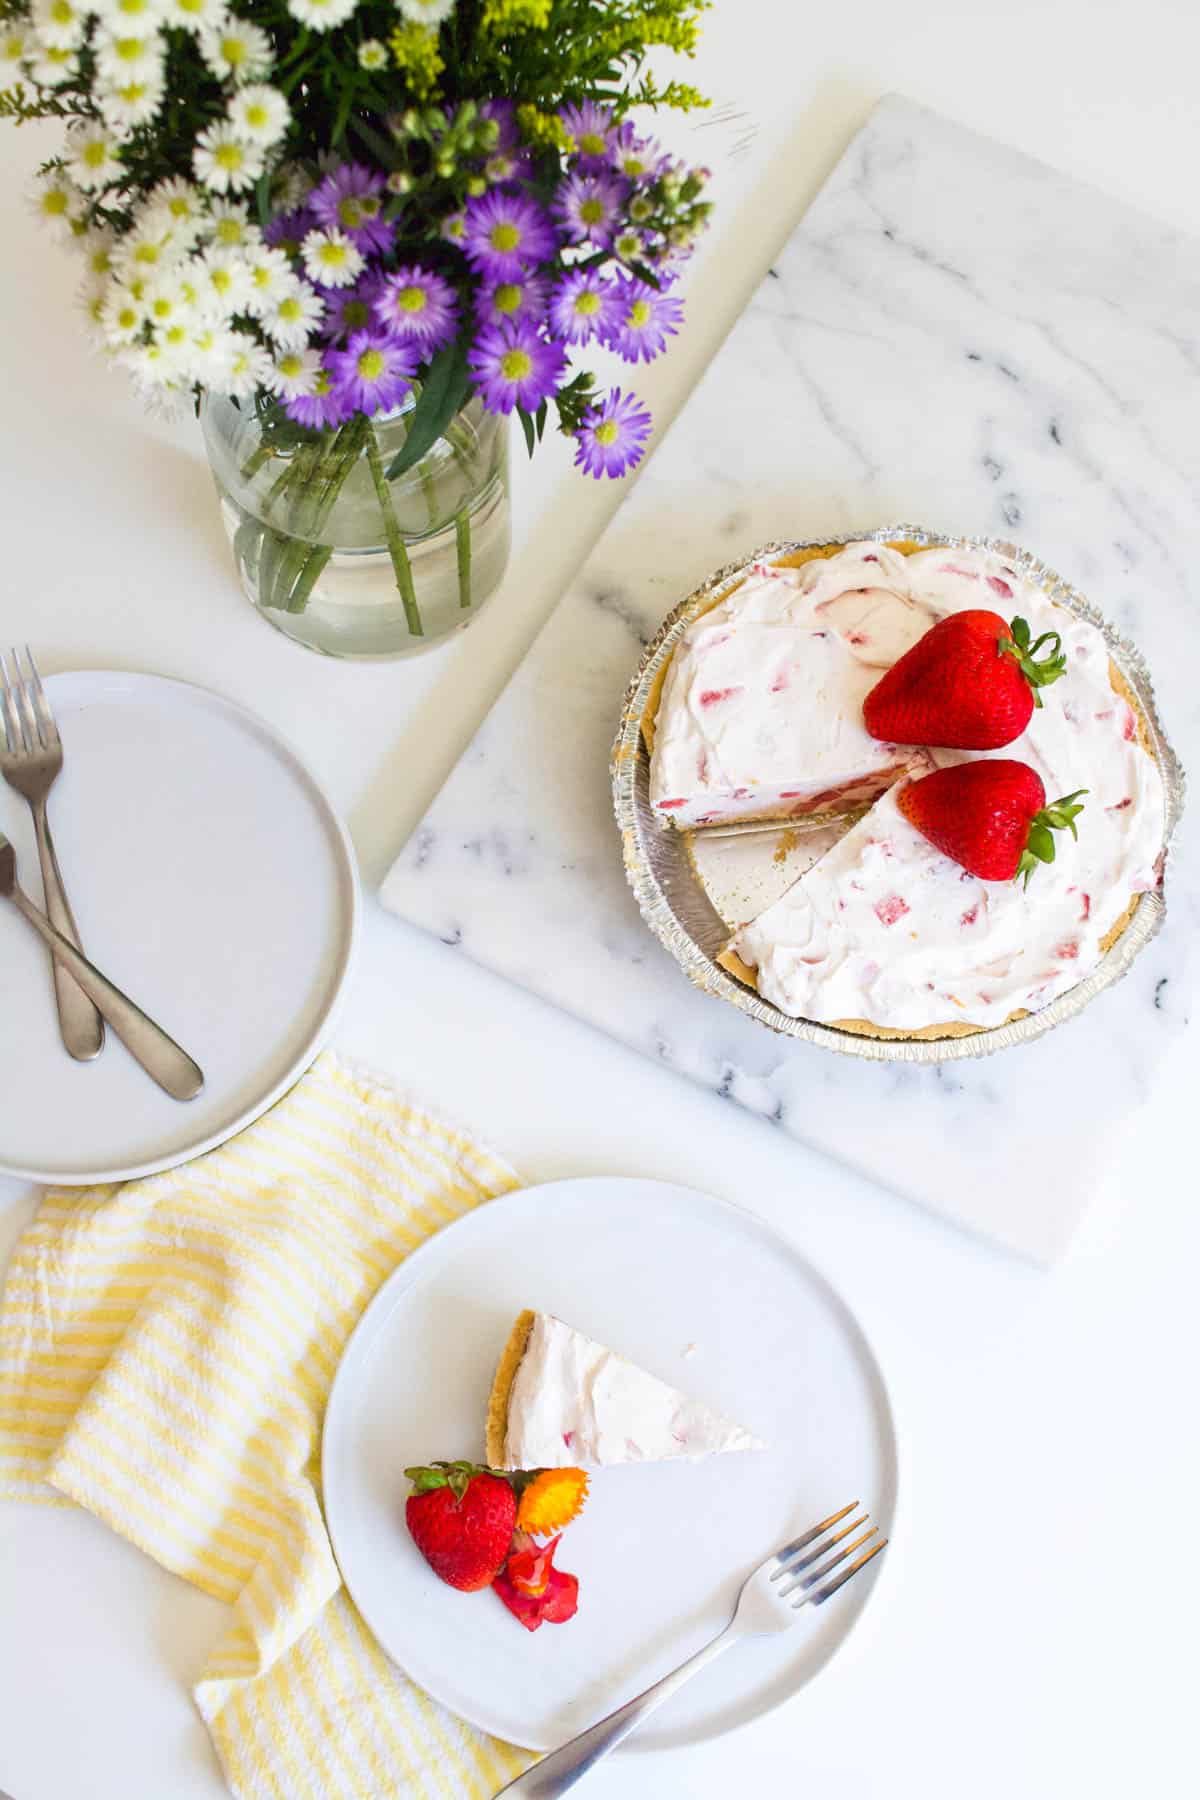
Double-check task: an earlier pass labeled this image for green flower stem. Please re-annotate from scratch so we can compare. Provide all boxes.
[287,544,334,616]
[455,506,472,609]
[420,460,440,529]
[366,424,423,638]
[270,423,364,613]
[238,441,274,486]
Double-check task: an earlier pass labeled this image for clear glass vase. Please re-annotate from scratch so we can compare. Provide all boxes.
[202,392,511,659]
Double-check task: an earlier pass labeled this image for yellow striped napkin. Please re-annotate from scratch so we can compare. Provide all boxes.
[0,1050,537,1800]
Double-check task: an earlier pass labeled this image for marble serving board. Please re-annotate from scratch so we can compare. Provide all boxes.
[382,96,1199,1262]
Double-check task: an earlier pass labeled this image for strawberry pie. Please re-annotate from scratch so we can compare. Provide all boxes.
[486,1309,762,1470]
[648,548,933,827]
[649,539,1166,1038]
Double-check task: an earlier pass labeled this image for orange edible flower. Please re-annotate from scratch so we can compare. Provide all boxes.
[516,1467,589,1536]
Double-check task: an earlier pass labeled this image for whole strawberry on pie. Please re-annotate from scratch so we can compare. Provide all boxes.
[896,760,1087,886]
[863,609,1068,749]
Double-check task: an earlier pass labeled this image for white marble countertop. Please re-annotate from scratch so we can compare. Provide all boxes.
[2,5,1200,1798]
[381,95,1199,1263]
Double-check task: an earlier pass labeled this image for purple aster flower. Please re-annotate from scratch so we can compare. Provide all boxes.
[467,317,567,416]
[610,122,670,183]
[441,209,467,247]
[283,363,354,431]
[475,271,550,328]
[573,387,652,479]
[327,330,419,417]
[322,274,383,344]
[309,163,393,255]
[552,169,627,248]
[264,207,313,259]
[547,267,622,347]
[559,100,616,169]
[462,188,558,282]
[608,276,685,363]
[373,264,460,352]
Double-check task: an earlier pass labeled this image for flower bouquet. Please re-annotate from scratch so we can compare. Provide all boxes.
[3,0,713,657]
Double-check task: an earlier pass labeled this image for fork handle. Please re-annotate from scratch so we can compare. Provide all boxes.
[495,1628,735,1796]
[9,883,204,1102]
[31,794,104,1062]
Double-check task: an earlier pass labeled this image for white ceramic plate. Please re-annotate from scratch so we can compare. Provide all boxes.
[322,1177,897,1753]
[0,670,358,1183]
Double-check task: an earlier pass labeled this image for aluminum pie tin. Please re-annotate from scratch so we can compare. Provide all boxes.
[612,524,1186,1063]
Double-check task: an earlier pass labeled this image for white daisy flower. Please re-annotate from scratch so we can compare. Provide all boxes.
[99,282,145,346]
[97,71,165,130]
[160,0,223,30]
[80,228,117,280]
[262,276,325,347]
[28,167,78,240]
[28,43,79,84]
[396,0,455,22]
[66,124,123,193]
[151,316,194,364]
[142,267,198,332]
[193,121,265,194]
[300,227,363,288]
[220,329,273,398]
[357,37,387,69]
[180,321,239,385]
[226,82,290,147]
[110,222,178,280]
[32,0,87,51]
[119,338,181,391]
[193,245,255,316]
[142,175,205,239]
[90,0,165,25]
[271,161,313,209]
[92,0,167,28]
[285,0,357,33]
[200,17,272,82]
[78,289,110,344]
[242,244,293,314]
[0,24,30,68]
[268,345,322,399]
[206,198,262,250]
[94,26,164,84]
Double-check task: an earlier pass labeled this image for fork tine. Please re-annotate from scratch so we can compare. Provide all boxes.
[779,1525,878,1599]
[772,1501,858,1566]
[808,1536,888,1607]
[23,648,60,749]
[771,1511,870,1580]
[9,648,43,752]
[0,649,24,754]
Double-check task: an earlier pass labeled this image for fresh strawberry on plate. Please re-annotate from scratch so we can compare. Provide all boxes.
[404,1461,517,1592]
[864,610,1069,749]
[897,760,1087,885]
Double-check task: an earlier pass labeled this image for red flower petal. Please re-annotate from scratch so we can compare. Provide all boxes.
[506,1533,561,1598]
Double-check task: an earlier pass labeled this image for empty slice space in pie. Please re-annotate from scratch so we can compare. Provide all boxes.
[486,1310,763,1470]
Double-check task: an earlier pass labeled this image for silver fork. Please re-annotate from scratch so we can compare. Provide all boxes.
[496,1502,887,1796]
[0,648,104,1060]
[0,832,204,1101]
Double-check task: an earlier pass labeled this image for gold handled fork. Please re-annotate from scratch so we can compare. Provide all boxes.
[0,649,104,1061]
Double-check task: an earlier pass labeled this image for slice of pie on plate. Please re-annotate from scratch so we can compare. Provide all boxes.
[486,1310,763,1470]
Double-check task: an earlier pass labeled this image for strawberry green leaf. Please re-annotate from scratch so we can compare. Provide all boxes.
[1014,791,1087,887]
[999,616,1068,703]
